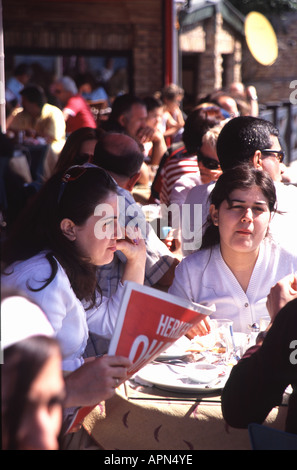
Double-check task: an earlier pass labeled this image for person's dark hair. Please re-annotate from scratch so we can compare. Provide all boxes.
[143,96,163,112]
[1,166,118,306]
[20,84,46,109]
[2,335,60,450]
[93,132,144,178]
[75,72,97,91]
[14,63,32,78]
[182,107,223,154]
[201,165,276,250]
[53,126,105,174]
[102,93,146,133]
[109,93,145,121]
[216,116,279,172]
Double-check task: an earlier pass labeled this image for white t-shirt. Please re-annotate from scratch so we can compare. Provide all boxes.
[1,252,125,371]
[181,181,297,257]
[169,240,297,333]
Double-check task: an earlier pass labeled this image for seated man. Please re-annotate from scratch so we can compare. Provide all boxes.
[92,132,179,296]
[51,76,97,134]
[102,94,155,186]
[221,273,297,434]
[7,84,66,179]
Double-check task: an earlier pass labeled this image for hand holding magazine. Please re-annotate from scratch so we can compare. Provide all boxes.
[67,281,215,432]
[108,281,215,376]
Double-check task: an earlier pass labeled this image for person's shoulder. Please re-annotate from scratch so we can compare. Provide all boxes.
[263,237,297,261]
[178,248,211,269]
[166,142,187,159]
[116,184,136,203]
[175,172,201,186]
[184,181,215,204]
[3,252,53,280]
[65,94,83,108]
[43,102,64,114]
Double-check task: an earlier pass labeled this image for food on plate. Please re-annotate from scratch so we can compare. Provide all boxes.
[185,330,226,354]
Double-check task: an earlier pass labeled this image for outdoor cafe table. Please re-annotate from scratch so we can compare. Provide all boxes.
[82,379,289,450]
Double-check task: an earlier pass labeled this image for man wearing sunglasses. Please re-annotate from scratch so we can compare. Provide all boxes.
[182,116,297,256]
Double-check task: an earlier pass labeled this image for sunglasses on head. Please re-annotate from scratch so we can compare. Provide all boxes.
[57,163,111,205]
[197,152,221,170]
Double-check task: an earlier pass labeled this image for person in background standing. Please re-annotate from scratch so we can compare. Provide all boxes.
[161,83,185,145]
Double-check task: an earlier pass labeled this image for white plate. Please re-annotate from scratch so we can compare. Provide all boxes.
[156,336,192,360]
[134,362,230,393]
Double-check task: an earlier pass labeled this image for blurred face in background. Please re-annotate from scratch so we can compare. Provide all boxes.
[198,141,222,184]
[2,344,65,450]
[146,106,164,131]
[120,104,147,139]
[16,349,64,450]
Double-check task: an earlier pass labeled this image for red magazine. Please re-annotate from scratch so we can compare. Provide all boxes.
[67,281,215,433]
[108,281,215,376]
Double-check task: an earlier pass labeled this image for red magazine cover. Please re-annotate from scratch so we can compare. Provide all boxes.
[67,281,215,433]
[108,281,215,376]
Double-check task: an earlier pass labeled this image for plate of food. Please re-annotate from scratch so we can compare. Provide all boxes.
[155,336,192,360]
[134,361,230,393]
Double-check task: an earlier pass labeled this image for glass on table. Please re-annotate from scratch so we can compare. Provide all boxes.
[259,315,271,332]
[208,319,235,364]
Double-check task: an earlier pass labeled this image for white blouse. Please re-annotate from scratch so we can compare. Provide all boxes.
[1,252,125,371]
[169,240,297,333]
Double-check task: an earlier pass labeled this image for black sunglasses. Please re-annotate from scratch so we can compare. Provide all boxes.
[197,153,221,170]
[260,149,285,163]
[57,163,112,205]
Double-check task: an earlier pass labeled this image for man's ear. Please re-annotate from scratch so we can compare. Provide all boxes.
[252,150,263,169]
[209,204,219,226]
[60,218,77,241]
[118,113,127,128]
[126,172,141,192]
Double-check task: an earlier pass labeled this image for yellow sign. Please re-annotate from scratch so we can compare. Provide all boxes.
[245,11,278,66]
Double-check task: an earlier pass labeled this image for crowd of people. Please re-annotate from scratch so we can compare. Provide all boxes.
[1,66,297,449]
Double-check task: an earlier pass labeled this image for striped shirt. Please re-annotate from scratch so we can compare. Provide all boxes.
[160,153,198,206]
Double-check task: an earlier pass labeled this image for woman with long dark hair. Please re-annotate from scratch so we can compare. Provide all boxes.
[169,165,297,335]
[1,165,146,417]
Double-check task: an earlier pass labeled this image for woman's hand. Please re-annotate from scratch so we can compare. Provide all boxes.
[186,315,211,339]
[116,227,146,285]
[64,355,132,408]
